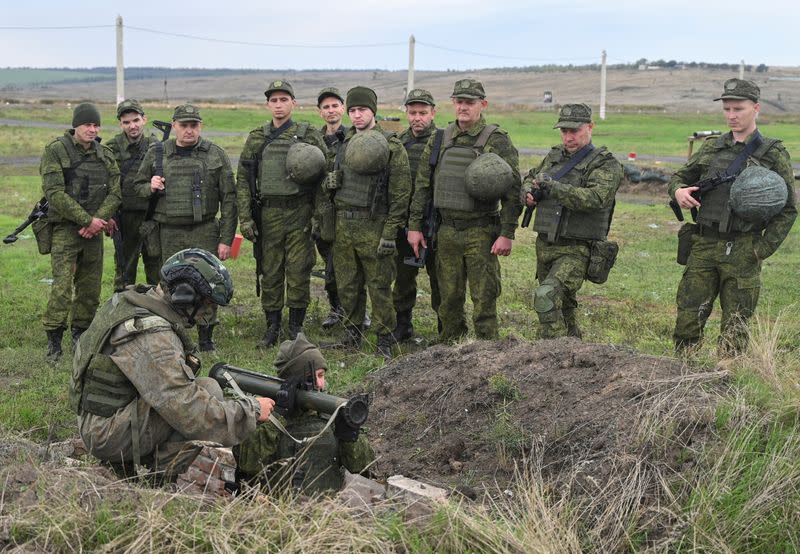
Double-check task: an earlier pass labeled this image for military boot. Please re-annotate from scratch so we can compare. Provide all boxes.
[563,310,582,339]
[392,309,414,342]
[287,307,307,340]
[322,290,344,330]
[198,325,216,352]
[46,328,64,363]
[376,333,397,360]
[322,324,362,351]
[258,311,282,348]
[71,326,88,351]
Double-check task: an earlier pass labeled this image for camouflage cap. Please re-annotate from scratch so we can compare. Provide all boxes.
[116,99,145,119]
[405,88,435,106]
[553,103,592,129]
[265,79,295,99]
[714,78,760,103]
[275,332,328,380]
[317,86,344,106]
[451,79,486,99]
[172,104,202,122]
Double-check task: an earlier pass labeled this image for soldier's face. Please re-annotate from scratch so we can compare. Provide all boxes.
[74,123,100,147]
[318,96,345,125]
[267,93,296,121]
[348,106,375,131]
[560,123,593,154]
[452,97,487,128]
[406,103,435,136]
[173,121,202,147]
[119,111,146,140]
[723,99,759,135]
[314,368,326,391]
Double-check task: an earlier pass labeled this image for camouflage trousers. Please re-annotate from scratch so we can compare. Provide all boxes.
[113,209,161,291]
[79,377,223,481]
[315,236,337,296]
[534,237,591,339]
[674,233,762,355]
[42,223,104,331]
[435,223,501,341]
[333,215,396,335]
[392,228,441,315]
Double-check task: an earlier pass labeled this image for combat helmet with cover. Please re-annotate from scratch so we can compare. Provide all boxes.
[344,129,390,175]
[729,165,788,222]
[160,248,234,308]
[465,152,516,201]
[286,142,326,185]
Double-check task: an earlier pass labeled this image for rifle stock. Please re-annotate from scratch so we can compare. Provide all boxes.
[4,197,48,244]
[404,198,437,268]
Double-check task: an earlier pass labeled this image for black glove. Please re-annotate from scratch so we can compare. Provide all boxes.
[275,376,301,417]
[334,410,361,442]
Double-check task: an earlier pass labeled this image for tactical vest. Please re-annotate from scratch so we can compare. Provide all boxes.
[275,412,342,494]
[695,134,780,233]
[112,133,152,211]
[258,122,310,198]
[335,129,394,213]
[433,123,500,212]
[50,135,110,222]
[534,146,615,242]
[70,286,194,417]
[403,128,433,186]
[155,139,220,222]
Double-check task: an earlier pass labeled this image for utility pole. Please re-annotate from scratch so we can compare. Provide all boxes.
[739,59,745,79]
[407,34,415,100]
[599,49,607,121]
[115,15,124,104]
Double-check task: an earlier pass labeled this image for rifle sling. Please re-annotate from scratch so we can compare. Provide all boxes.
[724,130,763,177]
[549,143,595,181]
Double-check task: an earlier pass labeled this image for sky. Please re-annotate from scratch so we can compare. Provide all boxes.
[0,0,796,70]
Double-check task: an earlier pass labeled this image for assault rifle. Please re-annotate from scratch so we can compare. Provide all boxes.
[669,172,736,222]
[240,158,263,296]
[404,198,438,267]
[209,362,370,428]
[4,197,48,244]
[519,186,547,228]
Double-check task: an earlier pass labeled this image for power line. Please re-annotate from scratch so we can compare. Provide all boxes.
[416,41,599,63]
[0,25,113,30]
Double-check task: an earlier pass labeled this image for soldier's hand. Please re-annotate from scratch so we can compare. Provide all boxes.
[79,217,107,238]
[275,376,302,417]
[534,173,553,190]
[103,218,118,236]
[240,220,258,242]
[150,175,165,194]
[217,243,231,261]
[406,230,426,258]
[491,235,513,257]
[256,397,276,423]
[675,186,701,209]
[377,237,396,256]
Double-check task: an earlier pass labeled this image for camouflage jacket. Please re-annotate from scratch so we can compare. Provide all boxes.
[39,131,121,226]
[108,131,159,211]
[409,115,521,239]
[321,123,347,164]
[398,123,437,187]
[668,130,797,259]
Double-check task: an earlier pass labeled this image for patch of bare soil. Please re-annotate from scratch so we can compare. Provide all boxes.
[368,337,724,504]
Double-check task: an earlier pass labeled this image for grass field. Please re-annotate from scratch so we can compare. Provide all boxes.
[0,69,102,88]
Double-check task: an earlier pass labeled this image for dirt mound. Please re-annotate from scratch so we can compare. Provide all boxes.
[368,337,724,500]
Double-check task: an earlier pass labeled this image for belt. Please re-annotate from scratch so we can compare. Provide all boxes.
[337,208,373,220]
[439,215,499,231]
[697,224,760,241]
[261,195,311,209]
[537,234,591,247]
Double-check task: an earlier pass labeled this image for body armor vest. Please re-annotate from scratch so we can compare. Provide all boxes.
[258,122,309,198]
[112,133,151,211]
[70,286,193,417]
[335,129,393,212]
[403,130,432,186]
[534,146,615,242]
[155,139,220,222]
[695,134,779,233]
[433,123,500,212]
[51,135,110,222]
[275,412,342,494]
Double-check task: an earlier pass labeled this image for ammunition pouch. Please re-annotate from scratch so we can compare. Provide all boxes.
[586,240,618,284]
[32,218,53,255]
[676,223,696,266]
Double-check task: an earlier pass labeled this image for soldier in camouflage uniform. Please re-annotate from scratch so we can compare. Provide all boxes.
[407,79,521,342]
[237,81,327,347]
[40,102,121,362]
[393,88,441,340]
[669,79,797,355]
[522,104,622,339]
[71,248,274,486]
[107,99,160,290]
[134,104,238,352]
[328,86,412,358]
[234,333,374,494]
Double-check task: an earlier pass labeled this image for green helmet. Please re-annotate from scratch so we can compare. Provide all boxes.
[286,142,326,185]
[159,248,234,307]
[343,130,390,175]
[465,153,516,201]
[730,166,788,222]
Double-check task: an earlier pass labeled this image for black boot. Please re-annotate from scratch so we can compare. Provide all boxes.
[288,307,307,340]
[46,328,64,363]
[392,309,414,342]
[258,311,282,348]
[71,326,88,351]
[376,333,396,360]
[322,324,362,350]
[322,291,343,330]
[198,325,216,352]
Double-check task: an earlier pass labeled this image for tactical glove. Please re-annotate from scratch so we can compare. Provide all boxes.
[534,173,554,191]
[275,376,301,417]
[376,237,396,256]
[334,410,361,442]
[240,220,258,242]
[324,170,342,190]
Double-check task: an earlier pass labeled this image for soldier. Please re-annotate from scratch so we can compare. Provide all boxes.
[40,102,121,362]
[407,79,521,342]
[237,80,327,347]
[669,78,796,355]
[71,248,275,491]
[327,86,412,358]
[107,99,160,290]
[522,104,622,339]
[134,104,237,352]
[234,333,374,494]
[394,88,441,340]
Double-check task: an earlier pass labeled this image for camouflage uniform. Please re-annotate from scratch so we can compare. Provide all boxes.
[317,122,347,305]
[40,131,121,335]
[410,91,521,341]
